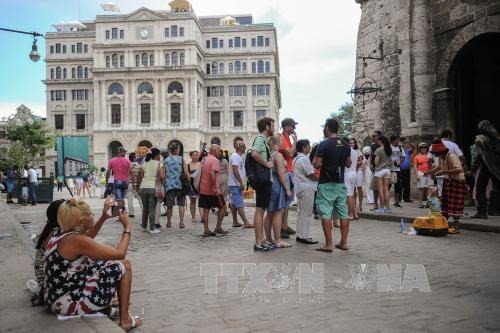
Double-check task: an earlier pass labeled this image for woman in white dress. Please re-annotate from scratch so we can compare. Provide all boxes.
[362,146,374,204]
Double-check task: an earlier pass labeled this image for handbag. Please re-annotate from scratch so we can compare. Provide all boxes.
[390,171,398,185]
[180,158,192,194]
[154,161,165,199]
[192,160,203,192]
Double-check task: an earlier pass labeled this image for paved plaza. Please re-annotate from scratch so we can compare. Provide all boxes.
[1,190,500,332]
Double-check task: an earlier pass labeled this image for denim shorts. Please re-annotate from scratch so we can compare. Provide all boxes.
[229,186,244,209]
[113,180,129,200]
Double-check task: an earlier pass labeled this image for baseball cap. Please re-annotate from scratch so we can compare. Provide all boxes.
[281,118,298,128]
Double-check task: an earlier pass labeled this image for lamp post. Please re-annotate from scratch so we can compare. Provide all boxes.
[0,27,44,62]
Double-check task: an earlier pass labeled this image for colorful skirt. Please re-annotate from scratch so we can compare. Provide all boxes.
[441,178,467,218]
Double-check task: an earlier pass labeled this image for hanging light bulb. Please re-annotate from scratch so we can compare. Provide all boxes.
[29,37,40,62]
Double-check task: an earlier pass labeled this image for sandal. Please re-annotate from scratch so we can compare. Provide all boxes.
[108,307,120,320]
[243,224,255,228]
[315,247,332,253]
[166,223,171,228]
[215,228,228,235]
[121,316,143,331]
[179,223,185,229]
[335,244,349,251]
[275,241,292,248]
[232,223,243,228]
[202,231,216,237]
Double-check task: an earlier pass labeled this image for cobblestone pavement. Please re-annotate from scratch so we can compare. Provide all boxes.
[8,191,500,333]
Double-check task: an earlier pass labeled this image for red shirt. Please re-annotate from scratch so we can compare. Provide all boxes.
[108,157,131,181]
[414,154,430,172]
[279,132,293,173]
[199,155,220,195]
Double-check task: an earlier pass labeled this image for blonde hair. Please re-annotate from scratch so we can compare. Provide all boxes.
[268,134,282,151]
[57,197,91,232]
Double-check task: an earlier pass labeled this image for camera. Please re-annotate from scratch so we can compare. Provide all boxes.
[111,205,125,217]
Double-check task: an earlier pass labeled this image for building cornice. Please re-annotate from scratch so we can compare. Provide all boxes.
[45,31,96,38]
[43,79,93,85]
[45,58,94,63]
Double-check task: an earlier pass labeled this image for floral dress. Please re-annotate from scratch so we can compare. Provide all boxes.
[44,230,125,315]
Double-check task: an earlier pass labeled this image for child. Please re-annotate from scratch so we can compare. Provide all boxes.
[21,182,29,206]
[427,185,441,216]
[31,199,65,306]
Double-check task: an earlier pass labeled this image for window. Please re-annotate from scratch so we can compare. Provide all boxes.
[229,63,233,74]
[257,36,264,47]
[235,61,241,74]
[142,53,148,66]
[219,39,224,48]
[211,111,221,127]
[135,55,140,67]
[72,89,88,100]
[50,45,54,54]
[119,29,124,38]
[172,52,178,66]
[165,53,170,66]
[165,28,170,37]
[54,115,64,130]
[229,85,247,96]
[76,114,85,130]
[219,63,224,74]
[62,45,66,53]
[84,67,89,78]
[56,43,61,53]
[206,64,210,74]
[179,53,184,65]
[71,45,75,53]
[111,28,118,39]
[252,84,270,96]
[258,60,264,73]
[233,111,243,127]
[149,54,154,66]
[51,90,66,101]
[179,27,184,37]
[242,38,247,47]
[138,82,153,94]
[251,38,256,47]
[256,110,266,120]
[242,62,247,73]
[140,104,151,123]
[112,54,118,67]
[168,81,183,93]
[108,83,124,95]
[211,38,218,48]
[84,44,88,52]
[50,69,54,79]
[235,37,241,48]
[229,39,233,48]
[211,62,218,75]
[171,103,180,123]
[105,30,110,39]
[106,56,110,68]
[171,25,178,37]
[77,66,83,78]
[63,68,67,79]
[120,55,124,67]
[72,68,75,78]
[111,104,121,124]
[76,43,82,53]
[207,86,224,97]
[56,67,62,79]
[265,61,270,73]
[206,40,210,48]
[252,62,256,73]
[265,37,270,47]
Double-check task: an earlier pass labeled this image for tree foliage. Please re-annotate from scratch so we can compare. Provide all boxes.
[330,101,356,138]
[0,105,55,170]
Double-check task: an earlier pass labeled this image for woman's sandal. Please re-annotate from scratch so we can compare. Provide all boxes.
[108,307,120,320]
[179,223,185,229]
[275,241,292,248]
[335,244,349,251]
[202,231,216,237]
[121,316,143,331]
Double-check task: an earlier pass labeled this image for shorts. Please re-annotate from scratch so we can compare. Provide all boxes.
[229,186,244,209]
[374,168,391,179]
[417,172,433,189]
[344,172,356,196]
[165,189,186,207]
[355,170,363,187]
[315,182,348,220]
[254,181,272,209]
[113,180,129,200]
[199,194,225,209]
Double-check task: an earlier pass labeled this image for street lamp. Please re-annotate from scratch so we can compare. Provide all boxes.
[0,27,44,62]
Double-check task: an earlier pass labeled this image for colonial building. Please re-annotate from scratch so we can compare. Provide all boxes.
[44,0,280,171]
[352,0,499,160]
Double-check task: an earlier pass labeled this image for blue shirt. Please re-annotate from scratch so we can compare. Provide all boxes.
[400,148,412,170]
[165,155,183,190]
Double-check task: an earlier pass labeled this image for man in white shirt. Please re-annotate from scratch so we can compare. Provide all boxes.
[228,140,253,228]
[27,166,38,206]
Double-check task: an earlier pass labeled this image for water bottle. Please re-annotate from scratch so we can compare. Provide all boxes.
[400,218,405,233]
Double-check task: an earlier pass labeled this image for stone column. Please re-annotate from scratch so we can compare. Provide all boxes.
[160,78,167,125]
[101,81,107,130]
[123,80,129,129]
[93,80,99,130]
[130,79,136,128]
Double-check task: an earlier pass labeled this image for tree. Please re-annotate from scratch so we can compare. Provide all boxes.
[330,101,356,138]
[0,105,55,170]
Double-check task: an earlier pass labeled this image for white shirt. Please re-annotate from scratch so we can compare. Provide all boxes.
[228,152,245,187]
[292,153,317,192]
[28,168,38,183]
[345,148,358,175]
[429,139,463,157]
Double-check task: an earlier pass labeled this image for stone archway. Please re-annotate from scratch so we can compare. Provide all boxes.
[108,140,123,160]
[137,140,153,148]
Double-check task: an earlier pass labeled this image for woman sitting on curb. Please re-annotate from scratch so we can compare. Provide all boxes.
[44,197,142,331]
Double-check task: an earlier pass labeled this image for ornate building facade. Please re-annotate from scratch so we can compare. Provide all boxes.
[353,0,499,158]
[44,0,280,171]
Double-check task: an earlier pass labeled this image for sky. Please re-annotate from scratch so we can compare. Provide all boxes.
[0,0,361,143]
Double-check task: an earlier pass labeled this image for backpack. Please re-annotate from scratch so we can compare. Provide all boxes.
[245,136,271,188]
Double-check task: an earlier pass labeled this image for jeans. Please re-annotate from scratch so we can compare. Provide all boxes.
[29,182,38,204]
[296,187,315,239]
[140,188,159,230]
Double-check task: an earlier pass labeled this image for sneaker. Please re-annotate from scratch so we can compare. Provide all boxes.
[384,208,392,213]
[264,241,277,250]
[254,244,270,252]
[393,203,402,208]
[155,223,162,229]
[285,227,296,235]
[374,208,385,213]
[280,230,290,239]
[149,229,161,234]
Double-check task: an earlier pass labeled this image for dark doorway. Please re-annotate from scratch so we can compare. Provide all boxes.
[108,141,123,160]
[450,33,500,163]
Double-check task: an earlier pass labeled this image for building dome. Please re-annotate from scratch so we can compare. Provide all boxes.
[169,0,192,12]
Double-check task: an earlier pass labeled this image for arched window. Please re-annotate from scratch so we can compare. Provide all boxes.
[168,81,183,93]
[257,60,264,73]
[242,62,247,73]
[265,61,270,73]
[138,82,154,94]
[142,53,148,66]
[63,68,67,79]
[180,53,185,65]
[252,62,256,73]
[229,63,233,74]
[135,54,140,67]
[149,54,154,66]
[84,67,89,78]
[212,62,218,75]
[56,66,62,79]
[120,55,124,67]
[165,53,170,66]
[106,56,110,68]
[112,54,118,68]
[77,66,83,78]
[235,61,241,74]
[108,83,124,95]
[72,68,75,79]
[50,68,54,79]
[219,62,224,74]
[172,52,178,66]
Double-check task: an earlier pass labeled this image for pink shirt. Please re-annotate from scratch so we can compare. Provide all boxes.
[199,155,220,195]
[108,157,131,181]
